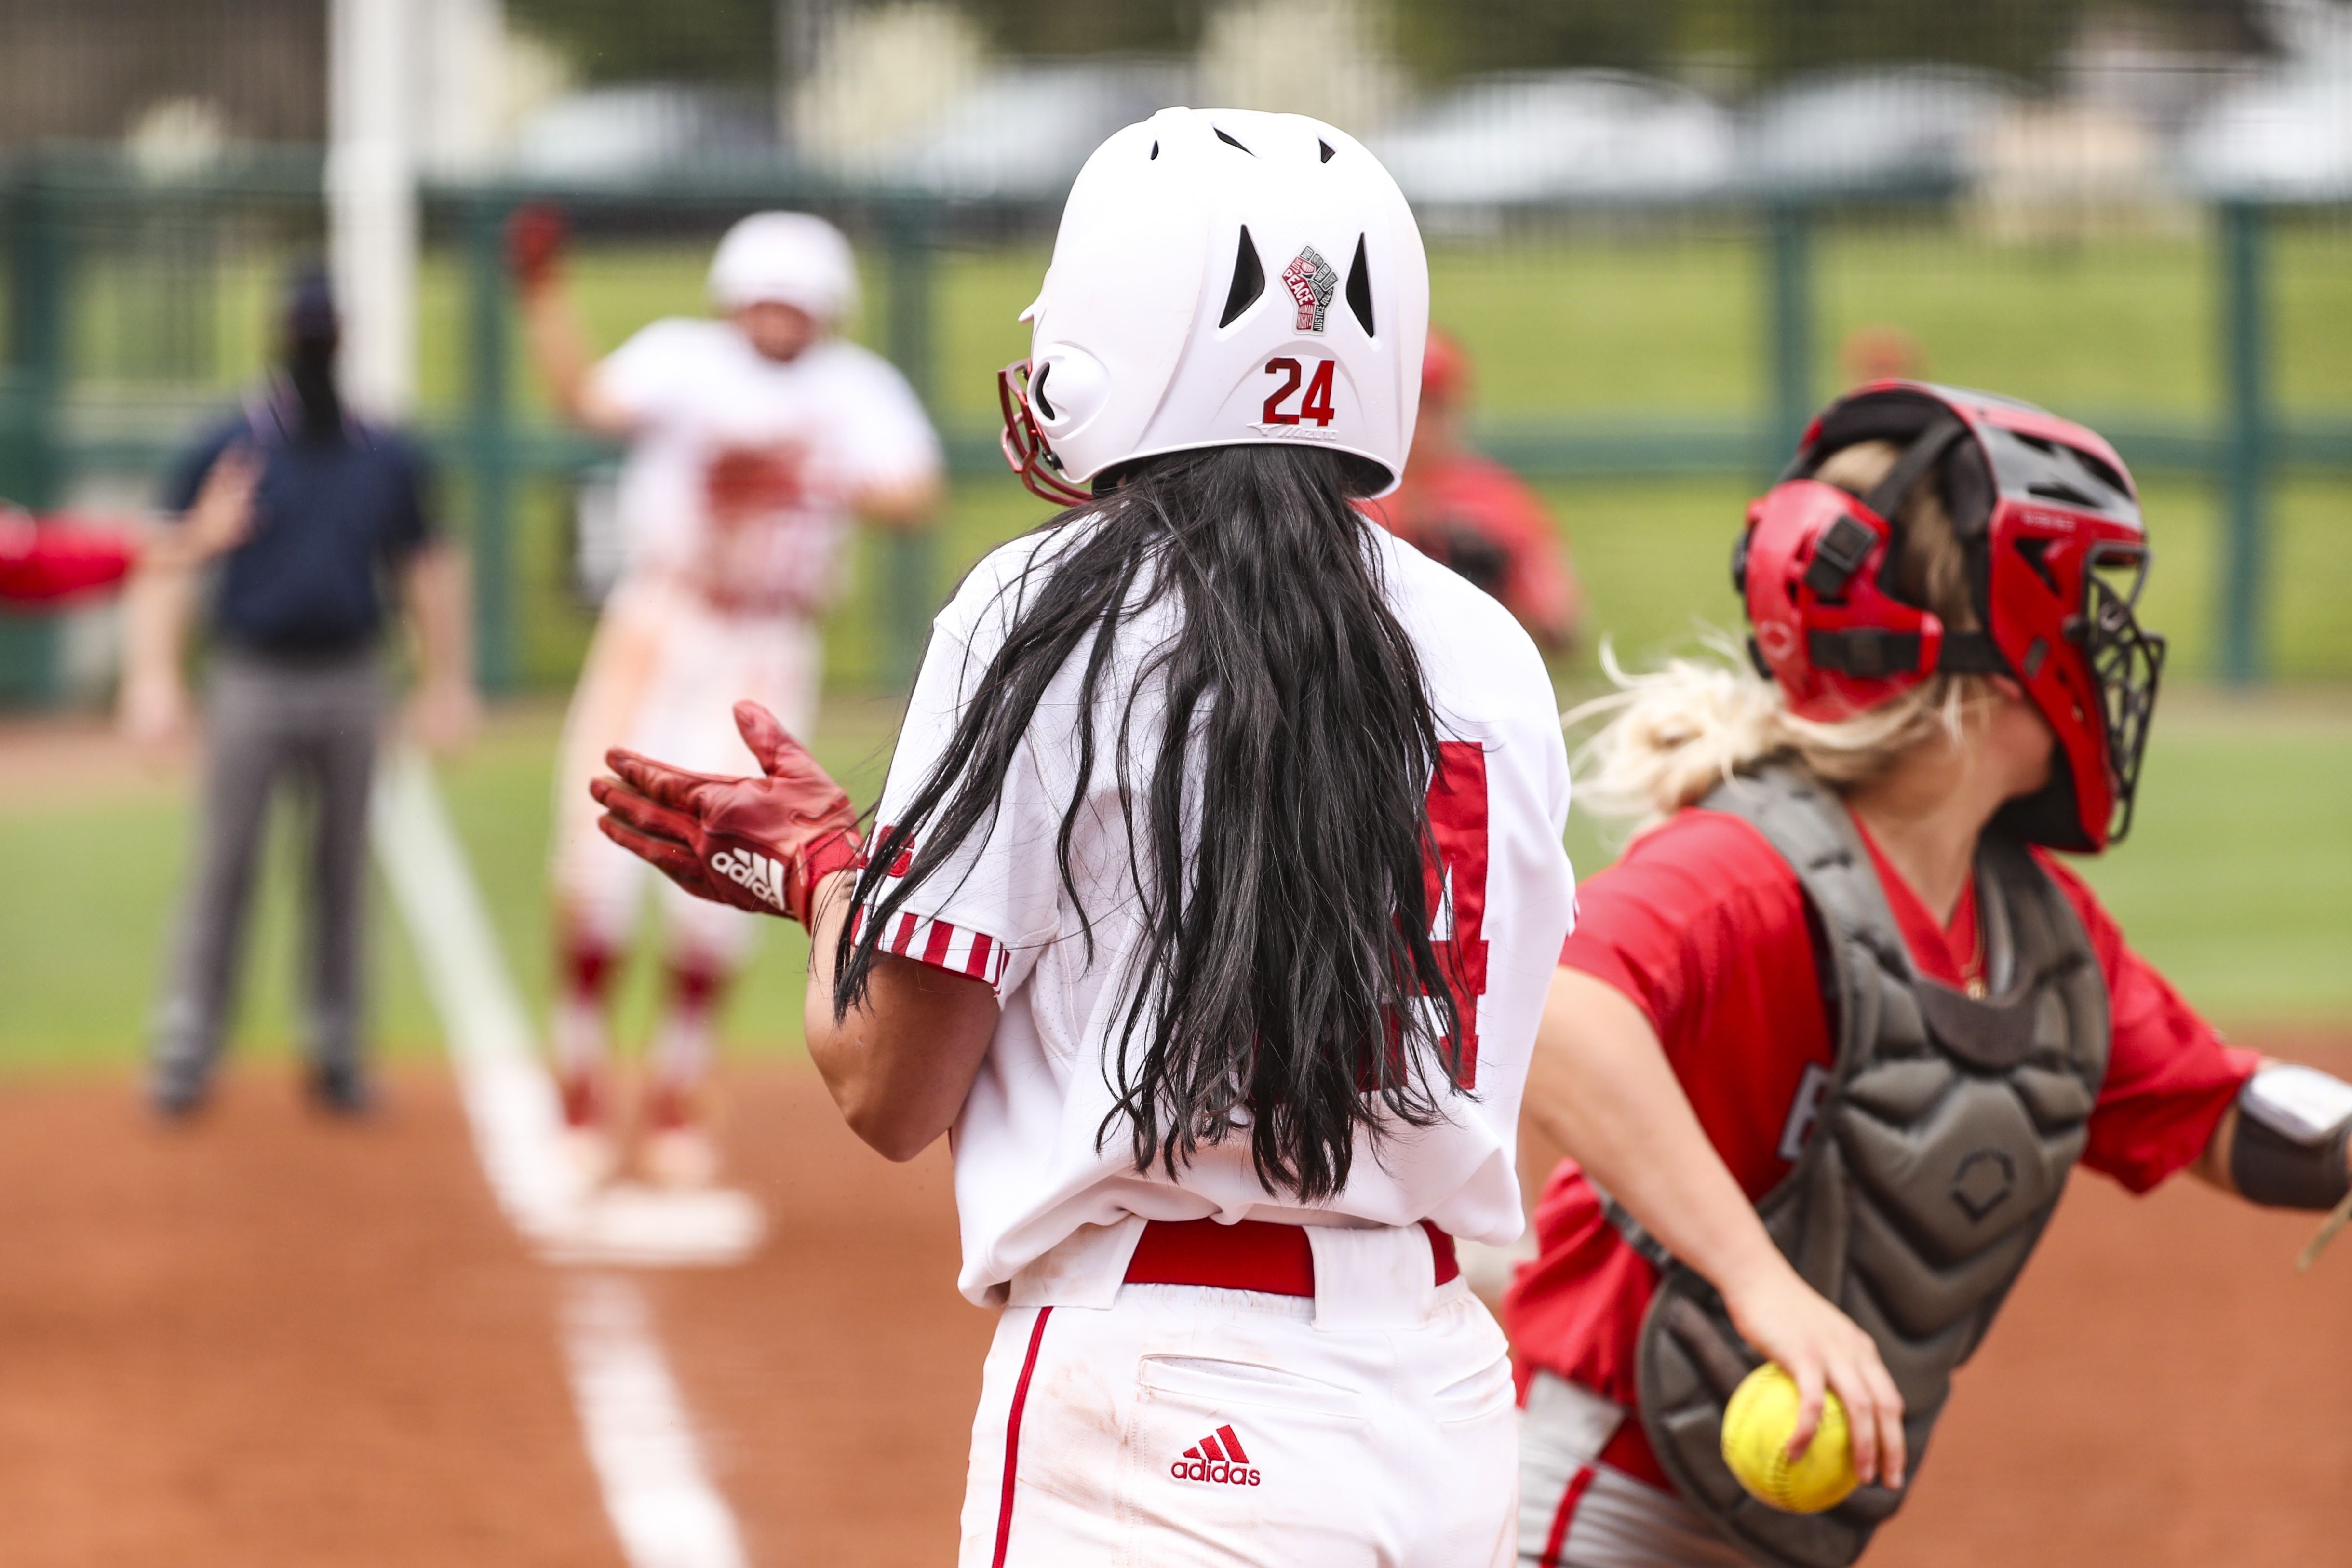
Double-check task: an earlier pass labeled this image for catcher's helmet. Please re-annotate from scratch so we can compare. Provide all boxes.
[999,107,1429,505]
[1734,381,2165,851]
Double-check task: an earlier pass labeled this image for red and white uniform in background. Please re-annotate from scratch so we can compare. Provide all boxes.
[1362,329,1582,651]
[868,519,1576,1567]
[1367,455,1579,647]
[1504,807,2258,1565]
[551,319,940,962]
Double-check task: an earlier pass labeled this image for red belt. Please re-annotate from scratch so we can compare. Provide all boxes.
[1124,1218,1460,1297]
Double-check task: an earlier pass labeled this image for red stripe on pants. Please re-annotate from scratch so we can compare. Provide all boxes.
[991,1306,1054,1568]
[1539,1464,1598,1568]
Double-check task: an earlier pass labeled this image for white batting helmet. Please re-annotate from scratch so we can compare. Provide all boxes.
[708,212,859,323]
[1000,107,1428,503]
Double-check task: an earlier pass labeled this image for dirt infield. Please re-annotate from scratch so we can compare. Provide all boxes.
[0,1042,2346,1566]
[0,1064,988,1568]
[1873,1029,2352,1567]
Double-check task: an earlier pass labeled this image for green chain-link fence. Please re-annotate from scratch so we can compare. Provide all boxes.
[2,147,2347,705]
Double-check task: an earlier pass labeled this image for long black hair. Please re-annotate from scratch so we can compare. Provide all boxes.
[835,443,1465,1203]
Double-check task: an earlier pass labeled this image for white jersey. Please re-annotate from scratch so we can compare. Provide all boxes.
[595,319,941,616]
[869,517,1575,1306]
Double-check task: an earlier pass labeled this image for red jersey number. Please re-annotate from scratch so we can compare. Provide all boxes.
[1262,357,1337,428]
[1424,741,1491,1086]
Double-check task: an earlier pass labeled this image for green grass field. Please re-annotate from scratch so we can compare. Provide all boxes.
[1,681,2345,1082]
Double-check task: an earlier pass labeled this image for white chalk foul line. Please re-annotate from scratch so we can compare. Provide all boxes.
[370,748,753,1568]
[368,747,575,1239]
[563,1273,751,1568]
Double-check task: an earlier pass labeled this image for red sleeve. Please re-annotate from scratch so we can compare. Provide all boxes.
[2037,851,2260,1193]
[1511,810,1837,1430]
[0,518,137,606]
[1557,809,1837,1200]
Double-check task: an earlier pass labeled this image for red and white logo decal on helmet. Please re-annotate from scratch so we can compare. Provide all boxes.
[1281,246,1340,334]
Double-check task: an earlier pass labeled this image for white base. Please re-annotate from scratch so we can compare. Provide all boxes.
[533,1182,768,1269]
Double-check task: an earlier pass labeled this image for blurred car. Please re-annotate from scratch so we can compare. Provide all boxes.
[1742,66,2021,197]
[512,85,775,183]
[861,61,1189,198]
[1372,70,1735,206]
[2178,60,2352,199]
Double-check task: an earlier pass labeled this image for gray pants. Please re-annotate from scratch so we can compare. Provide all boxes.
[1520,1372,1760,1568]
[152,648,385,1081]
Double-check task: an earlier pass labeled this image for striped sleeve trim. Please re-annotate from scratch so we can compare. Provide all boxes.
[852,906,1011,992]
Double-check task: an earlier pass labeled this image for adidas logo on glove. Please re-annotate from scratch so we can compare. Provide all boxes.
[710,846,789,913]
[1170,1425,1261,1487]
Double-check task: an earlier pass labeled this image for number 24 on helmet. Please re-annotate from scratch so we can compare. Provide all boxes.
[999,106,1429,507]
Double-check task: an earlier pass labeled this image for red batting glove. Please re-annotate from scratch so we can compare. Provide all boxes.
[506,202,568,293]
[591,701,862,926]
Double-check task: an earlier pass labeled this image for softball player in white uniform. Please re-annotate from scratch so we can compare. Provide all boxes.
[591,110,1576,1564]
[515,210,942,1184]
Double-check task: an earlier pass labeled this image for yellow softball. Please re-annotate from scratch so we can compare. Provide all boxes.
[1720,1363,1861,1514]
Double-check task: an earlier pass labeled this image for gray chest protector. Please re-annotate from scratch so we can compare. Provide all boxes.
[1621,764,2110,1568]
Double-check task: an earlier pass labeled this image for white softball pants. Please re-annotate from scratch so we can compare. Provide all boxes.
[1518,1372,1754,1568]
[959,1222,1518,1568]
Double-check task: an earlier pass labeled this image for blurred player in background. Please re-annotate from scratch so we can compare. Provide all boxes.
[511,207,942,1188]
[1838,324,1929,388]
[1366,327,1583,652]
[591,109,1574,1565]
[1505,383,2352,1568]
[127,267,478,1119]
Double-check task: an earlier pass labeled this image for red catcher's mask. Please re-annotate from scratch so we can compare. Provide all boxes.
[1734,382,2166,852]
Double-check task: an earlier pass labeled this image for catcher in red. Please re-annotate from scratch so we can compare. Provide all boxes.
[1506,380,2352,1568]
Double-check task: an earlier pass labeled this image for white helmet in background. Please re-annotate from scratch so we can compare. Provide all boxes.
[1001,107,1428,503]
[708,212,859,324]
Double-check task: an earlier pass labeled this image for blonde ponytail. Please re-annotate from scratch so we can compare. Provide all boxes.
[1570,440,1999,834]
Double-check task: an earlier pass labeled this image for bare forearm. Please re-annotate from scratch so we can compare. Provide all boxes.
[519,286,629,436]
[120,561,194,695]
[403,543,472,691]
[856,472,944,535]
[802,871,859,1051]
[134,520,204,574]
[1525,968,1794,1299]
[803,872,996,1160]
